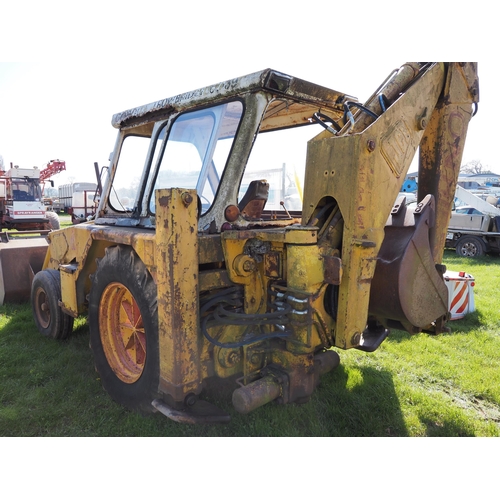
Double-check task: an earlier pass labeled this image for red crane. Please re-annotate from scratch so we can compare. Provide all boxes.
[40,159,66,182]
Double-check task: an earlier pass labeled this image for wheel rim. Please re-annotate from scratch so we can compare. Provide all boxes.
[461,242,477,257]
[34,287,51,329]
[99,282,146,384]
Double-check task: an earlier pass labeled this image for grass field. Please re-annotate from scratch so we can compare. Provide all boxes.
[0,250,499,437]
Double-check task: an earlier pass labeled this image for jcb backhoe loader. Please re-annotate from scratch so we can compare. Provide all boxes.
[30,62,479,423]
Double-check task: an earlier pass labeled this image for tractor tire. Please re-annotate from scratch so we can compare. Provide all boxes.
[88,245,159,414]
[45,210,60,230]
[455,236,485,258]
[31,269,74,340]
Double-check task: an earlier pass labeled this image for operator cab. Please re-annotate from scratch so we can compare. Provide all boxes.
[4,167,43,204]
[96,69,354,232]
[9,178,42,202]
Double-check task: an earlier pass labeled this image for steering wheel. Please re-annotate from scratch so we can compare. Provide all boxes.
[199,195,211,205]
[312,112,341,135]
[197,194,211,217]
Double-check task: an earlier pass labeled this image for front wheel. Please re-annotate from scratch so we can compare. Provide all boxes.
[44,210,60,230]
[88,245,159,413]
[31,269,74,339]
[455,236,485,258]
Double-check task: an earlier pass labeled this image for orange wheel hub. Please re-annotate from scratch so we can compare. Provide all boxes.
[99,282,146,384]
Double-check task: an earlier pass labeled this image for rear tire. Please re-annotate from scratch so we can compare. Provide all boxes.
[31,269,74,339]
[455,236,485,258]
[88,245,159,413]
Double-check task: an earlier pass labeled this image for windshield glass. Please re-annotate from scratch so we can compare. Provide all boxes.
[109,134,150,212]
[10,178,43,202]
[149,101,243,214]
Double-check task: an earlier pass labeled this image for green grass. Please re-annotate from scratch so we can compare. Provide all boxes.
[58,213,72,228]
[1,250,499,436]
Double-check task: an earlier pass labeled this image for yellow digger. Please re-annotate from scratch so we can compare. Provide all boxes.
[29,62,479,423]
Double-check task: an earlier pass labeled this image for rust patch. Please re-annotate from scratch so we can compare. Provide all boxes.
[264,252,281,278]
[158,196,170,207]
[323,255,342,285]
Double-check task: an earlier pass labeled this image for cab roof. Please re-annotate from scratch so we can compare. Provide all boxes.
[111,68,356,130]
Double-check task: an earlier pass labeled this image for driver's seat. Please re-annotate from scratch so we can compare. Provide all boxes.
[238,180,269,219]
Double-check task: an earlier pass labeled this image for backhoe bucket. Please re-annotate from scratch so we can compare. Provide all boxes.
[0,235,48,304]
[368,195,449,334]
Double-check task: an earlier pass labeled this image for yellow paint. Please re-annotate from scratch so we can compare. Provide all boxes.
[155,188,202,401]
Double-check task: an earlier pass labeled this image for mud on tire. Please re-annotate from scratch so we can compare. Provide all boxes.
[88,245,159,413]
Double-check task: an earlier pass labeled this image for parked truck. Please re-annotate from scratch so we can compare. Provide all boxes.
[27,62,478,423]
[445,185,500,257]
[0,164,60,232]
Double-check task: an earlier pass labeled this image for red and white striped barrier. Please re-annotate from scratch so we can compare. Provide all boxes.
[444,271,476,320]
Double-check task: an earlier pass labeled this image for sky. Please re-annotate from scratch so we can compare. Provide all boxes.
[0,2,497,192]
[1,59,495,191]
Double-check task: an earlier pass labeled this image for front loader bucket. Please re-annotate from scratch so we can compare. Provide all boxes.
[0,235,48,304]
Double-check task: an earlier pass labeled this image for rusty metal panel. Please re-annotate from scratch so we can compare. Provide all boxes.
[198,234,225,264]
[323,255,342,285]
[418,63,479,261]
[199,269,233,291]
[264,252,281,278]
[111,68,353,130]
[46,225,94,315]
[222,226,317,245]
[59,265,78,317]
[303,63,446,349]
[0,237,48,304]
[155,188,202,403]
[369,196,449,332]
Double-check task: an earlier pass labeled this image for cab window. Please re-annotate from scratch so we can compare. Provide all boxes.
[149,101,243,214]
[240,123,323,212]
[109,134,150,212]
